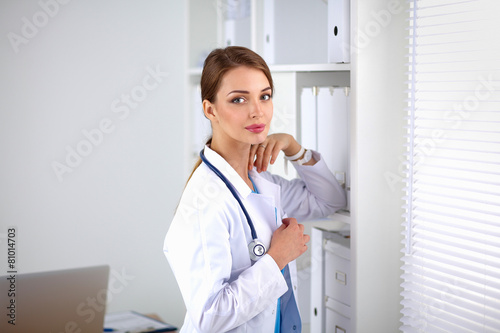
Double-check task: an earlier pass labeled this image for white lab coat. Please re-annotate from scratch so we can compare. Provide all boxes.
[164,146,346,333]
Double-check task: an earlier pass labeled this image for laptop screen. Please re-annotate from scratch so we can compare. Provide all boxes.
[1,265,110,333]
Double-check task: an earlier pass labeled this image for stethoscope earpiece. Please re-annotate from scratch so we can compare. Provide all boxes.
[200,150,267,261]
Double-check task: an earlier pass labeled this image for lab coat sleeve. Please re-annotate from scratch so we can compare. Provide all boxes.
[164,195,288,333]
[264,150,346,221]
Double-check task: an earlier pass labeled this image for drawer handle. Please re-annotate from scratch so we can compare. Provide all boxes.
[336,325,347,333]
[335,271,347,285]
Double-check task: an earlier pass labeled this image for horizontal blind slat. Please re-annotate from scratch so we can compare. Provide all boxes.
[402,256,500,291]
[401,289,500,332]
[414,188,500,209]
[415,163,500,178]
[411,234,500,270]
[401,272,500,302]
[412,214,500,240]
[412,172,500,190]
[408,247,500,282]
[401,286,500,327]
[412,224,500,257]
[413,206,500,229]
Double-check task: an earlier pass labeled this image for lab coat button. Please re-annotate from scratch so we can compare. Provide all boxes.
[293,325,297,330]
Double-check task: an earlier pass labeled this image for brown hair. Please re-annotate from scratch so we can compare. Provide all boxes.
[187,46,273,182]
[200,46,274,103]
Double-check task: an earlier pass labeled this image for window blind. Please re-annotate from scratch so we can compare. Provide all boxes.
[401,0,500,332]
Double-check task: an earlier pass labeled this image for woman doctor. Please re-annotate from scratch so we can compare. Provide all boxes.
[164,46,346,332]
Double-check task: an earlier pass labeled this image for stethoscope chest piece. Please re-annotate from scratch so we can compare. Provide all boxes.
[248,239,267,261]
[200,149,268,262]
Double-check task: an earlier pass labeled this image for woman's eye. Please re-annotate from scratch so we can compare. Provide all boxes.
[261,94,272,101]
[232,97,245,104]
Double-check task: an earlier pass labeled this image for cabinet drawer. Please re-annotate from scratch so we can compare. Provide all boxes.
[325,250,350,306]
[326,297,351,333]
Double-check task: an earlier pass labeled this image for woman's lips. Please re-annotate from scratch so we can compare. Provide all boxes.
[245,123,266,133]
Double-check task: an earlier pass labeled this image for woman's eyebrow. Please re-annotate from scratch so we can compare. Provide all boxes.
[226,87,272,96]
[227,90,249,96]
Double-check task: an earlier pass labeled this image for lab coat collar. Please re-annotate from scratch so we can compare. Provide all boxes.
[203,145,253,199]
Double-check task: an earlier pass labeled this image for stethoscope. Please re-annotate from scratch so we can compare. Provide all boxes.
[200,149,267,261]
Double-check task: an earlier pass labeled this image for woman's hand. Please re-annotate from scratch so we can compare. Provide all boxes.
[267,217,310,270]
[248,133,302,173]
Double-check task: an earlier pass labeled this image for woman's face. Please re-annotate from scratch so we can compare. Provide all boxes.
[206,66,273,147]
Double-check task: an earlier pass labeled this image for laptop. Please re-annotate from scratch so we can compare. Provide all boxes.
[0,265,110,333]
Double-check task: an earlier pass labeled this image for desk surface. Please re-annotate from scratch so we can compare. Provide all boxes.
[145,314,178,333]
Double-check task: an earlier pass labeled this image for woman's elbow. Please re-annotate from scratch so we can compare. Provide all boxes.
[326,188,348,215]
[190,306,238,333]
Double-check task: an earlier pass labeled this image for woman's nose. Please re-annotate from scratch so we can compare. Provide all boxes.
[251,100,264,118]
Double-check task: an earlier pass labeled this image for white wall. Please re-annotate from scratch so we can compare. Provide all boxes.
[351,0,408,331]
[0,0,187,327]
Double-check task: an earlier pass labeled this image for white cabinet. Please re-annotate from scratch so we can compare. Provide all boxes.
[311,227,351,333]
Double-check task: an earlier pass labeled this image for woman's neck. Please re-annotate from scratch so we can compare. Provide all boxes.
[210,139,253,187]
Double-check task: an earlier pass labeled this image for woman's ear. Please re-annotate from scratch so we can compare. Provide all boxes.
[203,99,216,121]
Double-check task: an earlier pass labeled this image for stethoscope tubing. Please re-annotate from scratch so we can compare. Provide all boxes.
[199,150,259,240]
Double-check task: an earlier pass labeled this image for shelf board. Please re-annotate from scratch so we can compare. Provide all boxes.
[269,63,350,73]
[188,63,350,76]
[329,210,351,224]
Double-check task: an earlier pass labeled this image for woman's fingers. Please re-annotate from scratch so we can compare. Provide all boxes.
[250,141,270,172]
[268,217,310,269]
[249,142,269,171]
[257,141,277,172]
[269,142,282,166]
[251,139,285,173]
[248,144,259,170]
[249,133,295,172]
